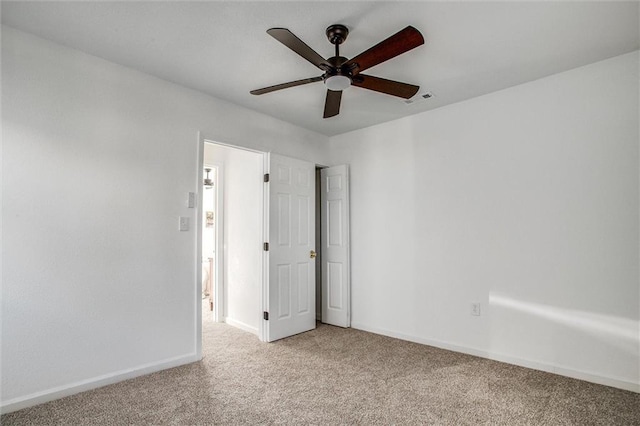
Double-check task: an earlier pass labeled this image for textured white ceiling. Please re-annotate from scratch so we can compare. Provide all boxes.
[2,1,638,136]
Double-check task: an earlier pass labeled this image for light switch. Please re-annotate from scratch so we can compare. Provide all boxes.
[179,217,189,231]
[187,192,196,208]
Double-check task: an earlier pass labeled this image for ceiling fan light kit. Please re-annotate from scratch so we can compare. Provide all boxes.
[325,75,351,91]
[250,24,424,118]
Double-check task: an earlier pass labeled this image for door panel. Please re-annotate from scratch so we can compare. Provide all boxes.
[297,262,310,313]
[328,262,343,309]
[321,165,350,328]
[267,154,316,341]
[277,264,291,319]
[277,194,291,245]
[298,196,310,245]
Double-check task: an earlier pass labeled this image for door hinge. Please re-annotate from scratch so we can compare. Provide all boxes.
[264,242,269,251]
[263,311,269,321]
[264,173,270,183]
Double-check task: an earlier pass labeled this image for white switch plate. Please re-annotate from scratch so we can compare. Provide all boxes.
[187,192,196,208]
[179,217,189,231]
[471,302,481,316]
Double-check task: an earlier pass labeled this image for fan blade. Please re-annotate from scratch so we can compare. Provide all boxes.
[267,28,330,70]
[352,74,419,99]
[344,26,424,75]
[250,76,323,95]
[323,90,342,118]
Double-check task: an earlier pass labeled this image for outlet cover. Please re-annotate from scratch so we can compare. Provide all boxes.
[471,302,481,316]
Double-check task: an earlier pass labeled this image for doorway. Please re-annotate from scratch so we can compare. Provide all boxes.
[201,141,264,335]
[201,164,220,322]
[197,137,350,347]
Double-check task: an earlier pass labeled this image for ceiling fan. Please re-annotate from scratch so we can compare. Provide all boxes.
[250,24,425,118]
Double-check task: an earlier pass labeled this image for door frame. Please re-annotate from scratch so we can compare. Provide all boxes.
[261,153,270,342]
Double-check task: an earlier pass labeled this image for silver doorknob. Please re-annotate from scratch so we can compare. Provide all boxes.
[310,250,317,259]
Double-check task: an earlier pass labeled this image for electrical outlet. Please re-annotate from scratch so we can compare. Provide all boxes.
[179,216,189,231]
[471,302,481,316]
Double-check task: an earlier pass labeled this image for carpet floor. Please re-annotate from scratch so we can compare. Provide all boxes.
[3,319,639,425]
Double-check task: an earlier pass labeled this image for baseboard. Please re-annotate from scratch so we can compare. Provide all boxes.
[225,316,259,335]
[0,353,200,414]
[351,322,639,393]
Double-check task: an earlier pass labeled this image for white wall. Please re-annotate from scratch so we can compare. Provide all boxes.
[1,26,328,411]
[204,144,263,334]
[329,51,639,391]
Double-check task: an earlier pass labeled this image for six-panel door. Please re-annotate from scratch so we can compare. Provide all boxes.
[267,154,316,342]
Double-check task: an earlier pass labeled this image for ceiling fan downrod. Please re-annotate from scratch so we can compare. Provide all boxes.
[326,24,348,66]
[323,24,352,93]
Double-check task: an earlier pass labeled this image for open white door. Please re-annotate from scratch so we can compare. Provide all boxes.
[321,165,350,328]
[265,154,316,342]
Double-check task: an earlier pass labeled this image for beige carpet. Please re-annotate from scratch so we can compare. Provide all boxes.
[3,319,639,425]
